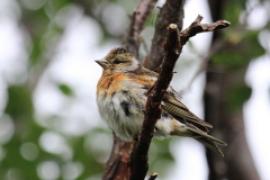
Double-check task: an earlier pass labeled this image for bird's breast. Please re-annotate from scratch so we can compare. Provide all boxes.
[96,71,152,140]
[97,72,155,97]
[97,72,126,96]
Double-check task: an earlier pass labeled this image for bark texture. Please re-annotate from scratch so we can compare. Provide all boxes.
[102,136,134,180]
[144,0,184,71]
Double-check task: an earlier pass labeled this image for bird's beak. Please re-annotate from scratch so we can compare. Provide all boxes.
[95,60,108,69]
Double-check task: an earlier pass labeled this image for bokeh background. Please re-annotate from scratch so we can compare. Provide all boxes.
[0,0,270,179]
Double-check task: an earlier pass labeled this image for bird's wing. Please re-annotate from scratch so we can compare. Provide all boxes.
[138,66,226,155]
[162,88,213,131]
[138,66,213,130]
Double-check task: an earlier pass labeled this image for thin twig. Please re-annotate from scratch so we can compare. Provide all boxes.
[177,15,230,95]
[126,0,158,56]
[180,15,230,45]
[131,23,181,180]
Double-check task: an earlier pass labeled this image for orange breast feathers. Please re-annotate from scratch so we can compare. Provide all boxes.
[97,72,155,96]
[97,72,124,96]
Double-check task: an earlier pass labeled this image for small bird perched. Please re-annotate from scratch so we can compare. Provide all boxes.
[96,48,226,155]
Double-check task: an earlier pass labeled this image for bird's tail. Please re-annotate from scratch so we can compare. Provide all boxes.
[173,125,227,157]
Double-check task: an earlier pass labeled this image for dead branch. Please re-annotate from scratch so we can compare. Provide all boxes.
[126,0,158,56]
[180,15,230,45]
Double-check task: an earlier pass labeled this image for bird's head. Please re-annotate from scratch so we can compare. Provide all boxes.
[95,48,140,72]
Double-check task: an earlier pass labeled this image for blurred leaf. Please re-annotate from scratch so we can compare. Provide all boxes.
[21,7,49,66]
[22,8,49,38]
[1,138,39,179]
[5,85,33,121]
[58,83,74,96]
[150,138,174,176]
[71,136,103,178]
[224,1,245,25]
[50,0,71,10]
[2,84,46,179]
[226,84,252,111]
[213,30,265,69]
[30,37,43,66]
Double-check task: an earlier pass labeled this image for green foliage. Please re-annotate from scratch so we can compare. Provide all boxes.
[71,137,103,178]
[213,31,265,70]
[224,1,245,26]
[50,0,71,10]
[211,0,266,116]
[58,83,74,97]
[5,85,33,121]
[215,0,265,71]
[30,37,43,66]
[150,139,174,176]
[22,7,49,66]
[226,83,252,111]
[1,138,41,179]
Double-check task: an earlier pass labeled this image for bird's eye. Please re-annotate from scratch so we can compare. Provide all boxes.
[114,59,122,64]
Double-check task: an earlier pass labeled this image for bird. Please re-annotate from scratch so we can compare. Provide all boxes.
[96,47,226,155]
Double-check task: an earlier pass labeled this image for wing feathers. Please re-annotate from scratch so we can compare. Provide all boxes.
[162,91,213,130]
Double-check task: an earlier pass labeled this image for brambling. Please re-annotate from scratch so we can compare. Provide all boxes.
[96,48,226,155]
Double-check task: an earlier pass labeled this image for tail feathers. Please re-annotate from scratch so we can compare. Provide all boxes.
[199,138,225,157]
[173,125,227,157]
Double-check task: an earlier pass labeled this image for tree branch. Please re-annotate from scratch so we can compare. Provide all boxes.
[102,135,134,180]
[180,15,230,45]
[131,15,230,180]
[126,0,158,56]
[178,15,230,95]
[144,0,184,71]
[131,23,181,180]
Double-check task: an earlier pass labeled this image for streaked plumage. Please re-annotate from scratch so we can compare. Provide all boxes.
[96,48,226,155]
